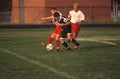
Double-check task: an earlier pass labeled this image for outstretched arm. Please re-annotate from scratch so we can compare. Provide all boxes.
[60,21,71,26]
[41,16,53,20]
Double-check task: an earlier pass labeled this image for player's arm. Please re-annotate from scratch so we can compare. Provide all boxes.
[60,21,71,26]
[52,21,59,26]
[41,16,53,20]
[75,15,85,25]
[52,20,70,27]
[59,19,71,27]
[78,12,85,23]
[68,13,71,20]
[80,13,85,22]
[76,20,84,25]
[51,18,60,26]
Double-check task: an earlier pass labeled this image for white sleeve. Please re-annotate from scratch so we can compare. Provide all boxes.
[69,11,72,16]
[68,11,72,19]
[80,11,85,21]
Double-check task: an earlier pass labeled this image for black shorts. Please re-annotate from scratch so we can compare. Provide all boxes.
[61,25,72,38]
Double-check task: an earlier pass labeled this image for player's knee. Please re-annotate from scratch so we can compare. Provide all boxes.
[60,38,64,43]
[51,33,55,38]
[55,35,59,40]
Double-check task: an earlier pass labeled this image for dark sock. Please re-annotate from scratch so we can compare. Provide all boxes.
[68,39,70,43]
[71,38,78,44]
[62,42,69,48]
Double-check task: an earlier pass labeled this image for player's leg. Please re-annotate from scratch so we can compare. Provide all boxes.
[55,34,60,51]
[67,33,72,43]
[72,32,77,39]
[41,33,55,46]
[67,33,80,48]
[60,37,71,50]
[71,24,79,39]
[60,28,72,50]
[71,23,77,48]
[47,33,56,44]
[72,32,78,48]
[54,27,63,51]
[74,24,81,48]
[71,23,81,48]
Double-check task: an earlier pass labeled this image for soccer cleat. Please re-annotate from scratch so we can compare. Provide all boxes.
[74,46,77,49]
[56,49,59,52]
[66,47,72,51]
[74,43,80,49]
[41,42,47,46]
[68,40,70,43]
[76,43,81,51]
[77,43,80,47]
[56,47,60,52]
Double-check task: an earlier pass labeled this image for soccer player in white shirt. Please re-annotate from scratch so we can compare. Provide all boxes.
[68,3,85,48]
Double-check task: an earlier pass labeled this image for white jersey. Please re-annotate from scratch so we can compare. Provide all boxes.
[69,10,85,23]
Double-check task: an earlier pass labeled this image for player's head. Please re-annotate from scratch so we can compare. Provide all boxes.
[73,3,79,12]
[50,7,57,15]
[53,12,60,21]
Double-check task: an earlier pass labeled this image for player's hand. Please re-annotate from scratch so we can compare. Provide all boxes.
[76,20,84,25]
[76,22,81,25]
[56,26,59,28]
[56,24,63,28]
[54,23,63,27]
[41,17,45,20]
[54,23,59,26]
[58,24,64,27]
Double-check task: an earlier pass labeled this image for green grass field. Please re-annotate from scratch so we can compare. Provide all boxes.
[0,27,120,79]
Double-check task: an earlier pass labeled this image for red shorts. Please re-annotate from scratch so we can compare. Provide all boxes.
[53,27,62,35]
[71,23,81,34]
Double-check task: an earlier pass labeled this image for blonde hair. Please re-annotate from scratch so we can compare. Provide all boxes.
[73,3,79,7]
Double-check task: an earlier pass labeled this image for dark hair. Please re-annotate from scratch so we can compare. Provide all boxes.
[50,7,57,10]
[53,12,60,17]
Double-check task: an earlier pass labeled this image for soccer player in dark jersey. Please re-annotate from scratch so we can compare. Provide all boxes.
[52,12,80,50]
[41,12,69,51]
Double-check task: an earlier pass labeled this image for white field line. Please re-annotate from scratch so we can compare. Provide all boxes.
[77,38,119,46]
[0,48,77,79]
[77,38,120,41]
[77,36,120,41]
